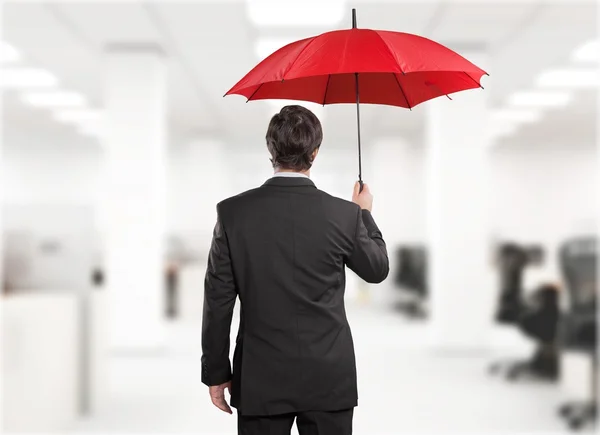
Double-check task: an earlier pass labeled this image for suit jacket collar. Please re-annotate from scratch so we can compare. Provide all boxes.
[262,176,316,188]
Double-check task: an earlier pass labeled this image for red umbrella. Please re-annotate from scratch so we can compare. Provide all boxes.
[226,9,488,187]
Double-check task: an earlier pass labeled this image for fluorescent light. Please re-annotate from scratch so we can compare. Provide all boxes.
[0,68,58,88]
[491,109,542,124]
[536,69,599,88]
[21,90,87,108]
[247,0,345,27]
[268,100,325,121]
[255,37,301,61]
[1,41,21,63]
[572,40,599,63]
[507,90,572,108]
[54,109,102,124]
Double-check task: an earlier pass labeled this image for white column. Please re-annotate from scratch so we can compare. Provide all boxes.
[168,139,230,240]
[369,137,426,243]
[101,46,167,351]
[425,53,495,350]
[167,139,229,324]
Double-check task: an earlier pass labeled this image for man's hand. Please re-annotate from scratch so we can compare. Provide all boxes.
[352,182,373,212]
[209,381,233,414]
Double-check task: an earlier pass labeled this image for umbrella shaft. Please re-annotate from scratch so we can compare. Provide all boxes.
[355,72,362,186]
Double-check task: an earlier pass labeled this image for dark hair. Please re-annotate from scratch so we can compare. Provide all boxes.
[266,105,323,171]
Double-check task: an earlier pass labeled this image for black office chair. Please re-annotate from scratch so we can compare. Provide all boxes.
[489,244,561,381]
[557,237,597,431]
[393,246,427,318]
[394,247,413,289]
[491,284,562,381]
[514,283,561,380]
[489,243,528,376]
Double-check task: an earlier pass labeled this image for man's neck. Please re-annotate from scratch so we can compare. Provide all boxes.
[275,168,310,177]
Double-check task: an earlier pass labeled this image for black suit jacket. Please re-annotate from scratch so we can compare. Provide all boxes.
[201,176,389,416]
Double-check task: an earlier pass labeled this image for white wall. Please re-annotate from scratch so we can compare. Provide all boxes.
[3,135,596,285]
[357,136,596,304]
[3,133,102,208]
[490,140,597,285]
[3,136,233,254]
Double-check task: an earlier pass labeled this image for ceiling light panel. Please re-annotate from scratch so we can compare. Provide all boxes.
[22,90,87,108]
[1,68,58,88]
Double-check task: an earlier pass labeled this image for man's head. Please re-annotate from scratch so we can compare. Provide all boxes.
[266,105,322,172]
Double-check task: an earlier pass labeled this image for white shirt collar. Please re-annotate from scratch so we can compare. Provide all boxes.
[273,171,309,179]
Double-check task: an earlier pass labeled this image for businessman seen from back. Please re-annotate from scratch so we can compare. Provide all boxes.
[201,105,389,435]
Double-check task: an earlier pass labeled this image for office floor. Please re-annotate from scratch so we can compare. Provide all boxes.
[72,302,587,434]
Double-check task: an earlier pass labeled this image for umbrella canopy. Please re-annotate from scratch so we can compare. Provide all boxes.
[226,9,487,184]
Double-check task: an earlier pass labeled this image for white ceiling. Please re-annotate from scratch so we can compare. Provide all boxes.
[2,0,597,149]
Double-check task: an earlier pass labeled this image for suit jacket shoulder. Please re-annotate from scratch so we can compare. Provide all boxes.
[217,187,263,218]
[316,189,359,211]
[316,189,361,224]
[218,183,360,237]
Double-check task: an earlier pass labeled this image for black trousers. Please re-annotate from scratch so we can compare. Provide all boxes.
[238,408,354,435]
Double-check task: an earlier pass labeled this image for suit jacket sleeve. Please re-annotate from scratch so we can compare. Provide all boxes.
[346,208,390,284]
[201,205,237,386]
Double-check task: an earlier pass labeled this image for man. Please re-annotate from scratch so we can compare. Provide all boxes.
[201,105,389,435]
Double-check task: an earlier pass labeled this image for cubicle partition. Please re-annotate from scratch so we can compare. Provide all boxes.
[2,204,101,432]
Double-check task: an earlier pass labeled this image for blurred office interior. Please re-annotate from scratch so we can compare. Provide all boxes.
[1,0,598,433]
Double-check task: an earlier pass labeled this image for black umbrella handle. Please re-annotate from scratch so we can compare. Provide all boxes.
[359,179,364,193]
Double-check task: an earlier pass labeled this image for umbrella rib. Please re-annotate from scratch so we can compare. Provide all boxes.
[430,82,452,100]
[281,38,318,81]
[322,74,331,106]
[393,73,412,110]
[246,83,264,102]
[463,71,484,90]
[373,30,407,76]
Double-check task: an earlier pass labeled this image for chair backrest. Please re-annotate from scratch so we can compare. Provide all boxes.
[494,243,529,323]
[395,247,412,286]
[411,247,427,294]
[498,243,528,293]
[394,245,427,296]
[559,236,597,314]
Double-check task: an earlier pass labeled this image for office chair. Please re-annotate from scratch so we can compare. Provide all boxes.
[511,283,561,380]
[489,244,561,381]
[490,284,561,381]
[489,243,528,376]
[393,246,427,318]
[557,237,597,431]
